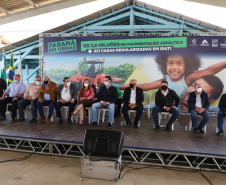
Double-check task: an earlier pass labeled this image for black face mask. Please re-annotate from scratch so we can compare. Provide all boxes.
[129,84,134,89]
[161,85,168,90]
[44,81,48,85]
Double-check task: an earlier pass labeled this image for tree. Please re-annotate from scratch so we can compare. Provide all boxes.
[77,56,89,74]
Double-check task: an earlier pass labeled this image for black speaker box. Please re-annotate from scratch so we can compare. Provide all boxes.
[83,129,124,157]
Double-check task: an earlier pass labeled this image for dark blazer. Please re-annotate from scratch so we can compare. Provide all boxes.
[97,85,118,104]
[123,87,144,106]
[218,94,226,113]
[57,84,78,102]
[91,84,103,100]
[155,88,180,109]
[188,90,210,112]
[0,78,7,97]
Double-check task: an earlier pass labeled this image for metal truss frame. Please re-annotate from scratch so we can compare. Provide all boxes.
[0,136,225,172]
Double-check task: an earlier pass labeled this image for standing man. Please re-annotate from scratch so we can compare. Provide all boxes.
[188,83,210,133]
[0,74,26,121]
[56,77,78,123]
[91,76,118,127]
[216,94,226,136]
[152,81,180,132]
[122,79,143,128]
[37,76,57,123]
[17,76,42,122]
[0,78,7,117]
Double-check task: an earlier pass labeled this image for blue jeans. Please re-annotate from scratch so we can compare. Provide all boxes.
[152,106,179,127]
[91,102,115,123]
[37,100,55,119]
[190,109,210,128]
[18,99,38,119]
[218,111,225,130]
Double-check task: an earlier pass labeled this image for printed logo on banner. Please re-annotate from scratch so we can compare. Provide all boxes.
[190,39,198,46]
[200,39,209,46]
[212,39,218,47]
[48,39,77,53]
[220,40,226,48]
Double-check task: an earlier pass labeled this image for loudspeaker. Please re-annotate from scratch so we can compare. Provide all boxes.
[83,129,124,157]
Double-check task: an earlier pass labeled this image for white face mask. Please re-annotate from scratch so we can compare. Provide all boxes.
[197,88,202,93]
[84,83,89,87]
[66,82,71,87]
[35,81,41,86]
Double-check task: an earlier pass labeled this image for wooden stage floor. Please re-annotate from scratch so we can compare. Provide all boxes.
[0,112,226,157]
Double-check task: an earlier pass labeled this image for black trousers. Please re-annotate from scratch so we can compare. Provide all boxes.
[115,99,124,116]
[0,97,22,118]
[55,101,76,119]
[122,104,143,126]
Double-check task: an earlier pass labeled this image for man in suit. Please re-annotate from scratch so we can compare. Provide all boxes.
[152,80,180,132]
[92,81,102,103]
[37,76,57,123]
[188,83,210,133]
[217,93,226,136]
[91,76,118,127]
[56,77,78,123]
[122,79,144,128]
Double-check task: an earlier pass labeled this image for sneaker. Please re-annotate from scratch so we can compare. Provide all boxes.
[16,118,25,122]
[108,123,112,127]
[0,117,6,121]
[29,117,37,123]
[58,118,63,124]
[197,126,205,133]
[154,126,160,132]
[92,122,97,126]
[166,125,172,132]
[133,125,139,129]
[46,118,51,124]
[217,130,224,136]
[193,128,198,133]
[37,116,46,123]
[125,122,132,127]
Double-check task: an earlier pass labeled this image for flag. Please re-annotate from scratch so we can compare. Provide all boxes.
[1,51,6,81]
[8,51,14,85]
[17,52,23,81]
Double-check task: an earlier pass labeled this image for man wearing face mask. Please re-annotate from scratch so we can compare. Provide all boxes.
[17,76,42,122]
[152,81,180,132]
[122,79,144,128]
[92,81,102,103]
[91,76,118,127]
[56,77,78,123]
[0,74,26,121]
[37,76,57,123]
[188,83,210,133]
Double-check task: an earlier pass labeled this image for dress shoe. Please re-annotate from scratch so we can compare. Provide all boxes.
[58,118,63,124]
[154,126,160,132]
[68,117,72,123]
[193,128,198,133]
[166,125,172,132]
[108,123,112,127]
[217,130,224,136]
[12,118,17,122]
[197,126,205,133]
[17,118,25,122]
[125,122,132,127]
[29,117,37,123]
[133,125,139,129]
[0,117,6,121]
[46,118,51,123]
[37,116,46,123]
[92,122,97,126]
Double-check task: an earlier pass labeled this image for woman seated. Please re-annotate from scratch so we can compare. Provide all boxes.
[73,79,94,125]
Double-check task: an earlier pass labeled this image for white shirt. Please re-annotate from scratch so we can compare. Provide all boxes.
[129,88,136,104]
[61,86,72,102]
[195,92,202,108]
[162,89,168,97]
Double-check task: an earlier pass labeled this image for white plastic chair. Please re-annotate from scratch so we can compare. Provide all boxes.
[158,112,174,130]
[43,106,54,122]
[143,92,152,118]
[97,108,114,125]
[72,107,92,124]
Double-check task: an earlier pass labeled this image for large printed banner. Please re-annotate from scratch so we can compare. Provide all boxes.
[43,36,226,110]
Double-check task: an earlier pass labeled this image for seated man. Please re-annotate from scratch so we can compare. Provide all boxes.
[37,76,57,123]
[56,77,78,123]
[122,79,143,128]
[91,76,118,127]
[0,77,7,117]
[216,93,226,136]
[152,80,180,132]
[92,81,102,103]
[188,83,210,133]
[0,74,26,121]
[17,76,42,122]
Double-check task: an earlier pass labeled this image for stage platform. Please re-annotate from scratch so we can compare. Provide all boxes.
[0,112,226,171]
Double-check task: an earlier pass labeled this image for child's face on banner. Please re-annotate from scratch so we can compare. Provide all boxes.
[166,55,185,82]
